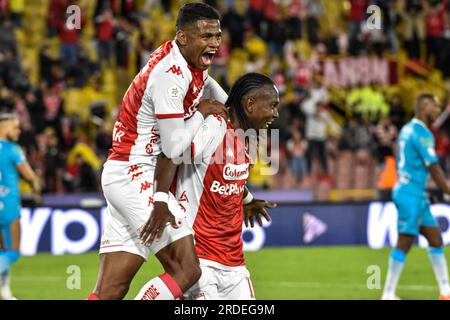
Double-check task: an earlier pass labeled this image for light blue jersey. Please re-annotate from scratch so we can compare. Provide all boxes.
[0,140,25,225]
[394,118,438,197]
[392,118,439,235]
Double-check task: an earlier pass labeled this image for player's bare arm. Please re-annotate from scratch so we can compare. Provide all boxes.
[429,163,450,197]
[140,100,229,245]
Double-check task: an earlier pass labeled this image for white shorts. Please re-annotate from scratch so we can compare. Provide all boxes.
[185,259,256,300]
[99,162,193,260]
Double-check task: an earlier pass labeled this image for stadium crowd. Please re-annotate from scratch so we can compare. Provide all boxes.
[0,0,449,199]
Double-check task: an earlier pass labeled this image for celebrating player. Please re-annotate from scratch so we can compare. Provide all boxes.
[89,3,229,300]
[136,73,279,300]
[0,113,41,300]
[381,94,450,300]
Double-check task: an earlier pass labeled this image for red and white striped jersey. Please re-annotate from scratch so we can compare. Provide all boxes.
[107,40,208,165]
[176,117,250,267]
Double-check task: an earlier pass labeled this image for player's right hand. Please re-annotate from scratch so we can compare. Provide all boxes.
[197,99,229,120]
[139,201,180,246]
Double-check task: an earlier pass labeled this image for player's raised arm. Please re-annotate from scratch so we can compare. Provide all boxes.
[203,76,228,103]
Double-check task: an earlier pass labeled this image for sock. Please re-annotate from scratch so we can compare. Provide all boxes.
[1,271,12,298]
[87,292,100,300]
[428,247,450,296]
[383,248,406,297]
[134,272,183,300]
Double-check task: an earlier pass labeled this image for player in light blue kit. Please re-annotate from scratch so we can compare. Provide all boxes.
[0,113,40,300]
[381,94,450,300]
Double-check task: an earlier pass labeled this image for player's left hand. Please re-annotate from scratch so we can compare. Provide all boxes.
[139,202,179,246]
[243,199,277,228]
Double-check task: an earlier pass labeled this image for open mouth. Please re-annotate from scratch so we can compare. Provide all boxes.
[265,119,274,128]
[201,50,217,66]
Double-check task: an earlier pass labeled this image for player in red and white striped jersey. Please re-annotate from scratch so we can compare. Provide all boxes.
[137,73,280,300]
[89,3,229,300]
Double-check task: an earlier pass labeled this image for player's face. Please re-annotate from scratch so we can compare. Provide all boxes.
[181,19,221,71]
[247,85,280,129]
[424,98,441,123]
[6,119,21,142]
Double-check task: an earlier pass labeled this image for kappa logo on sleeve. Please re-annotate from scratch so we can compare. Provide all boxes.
[166,65,184,78]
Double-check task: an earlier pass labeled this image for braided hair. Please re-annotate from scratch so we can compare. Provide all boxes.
[225,73,275,130]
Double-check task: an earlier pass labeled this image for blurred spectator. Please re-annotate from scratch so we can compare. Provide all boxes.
[246,0,264,37]
[221,3,245,49]
[377,0,400,55]
[286,0,304,40]
[95,123,112,160]
[8,0,25,28]
[401,0,425,59]
[0,17,17,55]
[374,116,398,163]
[42,129,65,193]
[286,128,308,186]
[95,5,115,67]
[424,0,448,71]
[210,29,231,91]
[348,0,368,55]
[304,0,323,45]
[389,95,408,130]
[48,0,69,37]
[301,78,331,177]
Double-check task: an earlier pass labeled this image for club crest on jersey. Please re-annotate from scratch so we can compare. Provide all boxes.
[166,65,184,78]
[223,163,249,180]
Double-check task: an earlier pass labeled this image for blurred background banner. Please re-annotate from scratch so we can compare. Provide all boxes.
[19,201,450,256]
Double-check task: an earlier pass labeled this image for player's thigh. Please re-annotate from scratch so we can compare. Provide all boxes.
[156,235,200,274]
[184,265,219,300]
[394,193,422,235]
[95,251,145,290]
[219,267,256,300]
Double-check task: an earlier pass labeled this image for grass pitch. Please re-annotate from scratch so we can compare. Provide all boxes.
[9,246,448,300]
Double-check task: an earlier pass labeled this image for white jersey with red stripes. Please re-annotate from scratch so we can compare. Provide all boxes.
[107,40,208,165]
[176,117,250,268]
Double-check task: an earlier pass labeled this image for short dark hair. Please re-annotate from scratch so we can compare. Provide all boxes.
[176,2,221,30]
[225,73,276,130]
[415,93,437,113]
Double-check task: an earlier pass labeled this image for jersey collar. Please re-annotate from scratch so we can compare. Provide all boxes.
[411,118,428,130]
[171,40,189,70]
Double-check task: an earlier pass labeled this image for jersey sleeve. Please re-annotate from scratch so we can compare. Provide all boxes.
[414,128,438,167]
[150,65,189,119]
[11,144,26,166]
[191,115,227,163]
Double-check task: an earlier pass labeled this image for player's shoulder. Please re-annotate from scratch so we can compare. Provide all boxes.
[149,41,191,84]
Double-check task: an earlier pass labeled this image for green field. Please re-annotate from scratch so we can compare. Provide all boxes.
[9,246,449,300]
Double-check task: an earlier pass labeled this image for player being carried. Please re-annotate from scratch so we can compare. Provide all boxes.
[137,73,279,299]
[89,3,229,300]
[381,94,450,300]
[0,113,41,300]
